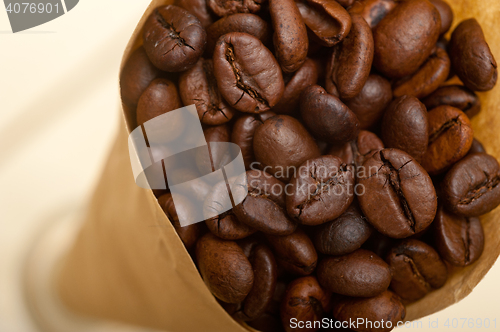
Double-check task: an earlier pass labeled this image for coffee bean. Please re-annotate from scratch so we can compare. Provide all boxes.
[208,0,266,17]
[441,153,500,217]
[174,0,215,28]
[421,106,474,175]
[432,205,485,266]
[143,5,206,72]
[429,0,453,35]
[422,85,482,119]
[449,19,497,91]
[213,32,284,113]
[386,239,448,302]
[337,0,354,7]
[348,0,397,29]
[328,130,384,169]
[358,149,438,239]
[318,249,391,297]
[468,138,486,155]
[196,124,231,173]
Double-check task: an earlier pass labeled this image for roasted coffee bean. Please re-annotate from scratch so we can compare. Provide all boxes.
[253,115,321,181]
[196,233,254,303]
[468,138,486,155]
[295,0,352,47]
[205,14,271,56]
[363,231,397,259]
[196,124,231,173]
[421,106,474,175]
[231,112,276,169]
[441,153,500,217]
[208,0,266,17]
[233,170,297,235]
[143,5,206,72]
[120,47,162,111]
[332,290,406,332]
[286,155,355,226]
[422,85,482,119]
[449,19,498,91]
[328,130,384,168]
[280,276,330,332]
[386,239,448,302]
[313,202,373,256]
[300,85,360,145]
[343,74,392,130]
[179,58,235,125]
[392,47,451,99]
[213,32,284,113]
[325,14,374,99]
[272,58,319,115]
[381,96,429,163]
[358,149,438,239]
[269,0,309,73]
[348,0,397,29]
[317,249,391,297]
[429,0,453,35]
[168,168,211,203]
[174,0,214,28]
[432,205,485,266]
[373,0,441,78]
[266,229,318,276]
[337,0,354,7]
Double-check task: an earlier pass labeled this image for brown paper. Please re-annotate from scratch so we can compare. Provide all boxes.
[57,0,500,330]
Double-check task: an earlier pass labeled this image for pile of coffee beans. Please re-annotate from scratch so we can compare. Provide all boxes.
[120,0,500,331]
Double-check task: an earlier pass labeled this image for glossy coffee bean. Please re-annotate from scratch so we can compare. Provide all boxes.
[266,229,318,276]
[272,58,319,115]
[337,0,354,7]
[300,85,360,145]
[253,115,321,181]
[381,95,429,163]
[269,0,309,73]
[441,153,500,217]
[213,32,284,113]
[196,124,231,173]
[332,290,406,332]
[313,202,373,256]
[205,14,271,56]
[208,0,265,17]
[286,155,355,226]
[429,0,453,35]
[295,0,352,47]
[468,138,486,155]
[343,74,392,130]
[179,58,235,125]
[328,130,384,169]
[196,233,254,303]
[386,239,448,302]
[174,0,214,28]
[358,149,438,239]
[231,111,276,169]
[326,14,374,99]
[421,106,473,175]
[392,47,451,99]
[449,19,498,91]
[432,205,485,266]
[280,276,330,332]
[373,0,441,78]
[143,5,206,72]
[317,249,391,297]
[348,0,397,29]
[422,85,482,119]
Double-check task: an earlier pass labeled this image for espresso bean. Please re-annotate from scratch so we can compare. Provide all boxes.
[337,0,354,7]
[213,32,284,113]
[266,229,318,276]
[449,19,498,91]
[332,290,405,332]
[348,0,397,29]
[328,130,384,169]
[143,5,206,72]
[422,85,482,119]
[392,47,451,99]
[326,14,374,99]
[280,276,330,332]
[295,0,352,47]
[468,138,486,155]
[253,115,321,181]
[196,233,254,303]
[432,205,484,266]
[205,14,271,56]
[386,239,448,302]
[421,106,473,175]
[269,0,309,73]
[174,0,214,28]
[373,0,441,78]
[300,85,360,145]
[429,0,453,35]
[286,155,355,226]
[441,153,500,217]
[358,149,438,239]
[179,58,235,125]
[318,249,391,297]
[314,202,373,256]
[208,0,266,17]
[343,74,392,130]
[381,96,429,163]
[196,124,231,173]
